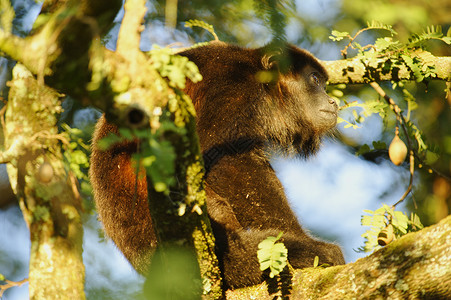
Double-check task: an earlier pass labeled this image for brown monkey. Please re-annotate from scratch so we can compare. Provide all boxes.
[90,41,344,289]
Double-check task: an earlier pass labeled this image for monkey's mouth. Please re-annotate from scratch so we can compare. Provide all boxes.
[320,109,338,116]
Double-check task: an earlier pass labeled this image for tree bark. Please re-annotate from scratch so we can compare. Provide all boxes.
[227,215,451,299]
[321,56,451,84]
[4,65,85,299]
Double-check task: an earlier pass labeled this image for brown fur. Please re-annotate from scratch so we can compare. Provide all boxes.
[89,41,344,289]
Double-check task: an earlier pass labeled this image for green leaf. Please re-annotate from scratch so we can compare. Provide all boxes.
[331,89,344,98]
[355,144,371,156]
[366,21,397,36]
[257,233,288,277]
[374,37,392,51]
[410,213,424,230]
[329,30,349,41]
[392,211,409,234]
[313,256,319,267]
[361,215,374,227]
[149,47,202,89]
[372,141,387,150]
[142,138,177,194]
[97,134,122,151]
[118,128,134,140]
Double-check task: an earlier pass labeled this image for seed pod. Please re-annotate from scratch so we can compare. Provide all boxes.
[378,224,394,246]
[38,162,54,183]
[389,135,407,166]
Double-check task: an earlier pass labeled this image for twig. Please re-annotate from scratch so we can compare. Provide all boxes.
[0,278,28,297]
[392,150,415,209]
[341,28,375,58]
[370,82,415,153]
[370,82,414,207]
[337,100,360,111]
[30,131,70,146]
[370,81,451,182]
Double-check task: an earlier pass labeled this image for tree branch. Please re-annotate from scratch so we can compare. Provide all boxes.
[0,278,28,298]
[0,0,121,100]
[227,215,451,299]
[117,0,146,55]
[321,56,451,84]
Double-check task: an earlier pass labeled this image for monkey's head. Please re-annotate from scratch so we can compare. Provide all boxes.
[263,44,338,155]
[180,42,338,157]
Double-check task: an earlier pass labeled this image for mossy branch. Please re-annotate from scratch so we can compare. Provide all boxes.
[0,0,121,100]
[227,215,451,299]
[321,56,451,84]
[4,63,86,299]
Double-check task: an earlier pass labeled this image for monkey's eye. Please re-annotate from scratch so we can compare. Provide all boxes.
[310,73,321,86]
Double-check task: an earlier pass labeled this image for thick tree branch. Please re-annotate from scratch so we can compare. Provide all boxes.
[227,215,451,299]
[321,56,451,84]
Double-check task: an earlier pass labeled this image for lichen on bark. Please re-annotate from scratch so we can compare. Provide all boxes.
[4,64,85,300]
[226,215,451,299]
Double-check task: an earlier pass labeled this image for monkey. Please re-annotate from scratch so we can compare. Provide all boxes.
[89,41,345,289]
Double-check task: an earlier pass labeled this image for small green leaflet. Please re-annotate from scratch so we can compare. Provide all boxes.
[329,30,349,41]
[313,256,319,268]
[257,232,288,278]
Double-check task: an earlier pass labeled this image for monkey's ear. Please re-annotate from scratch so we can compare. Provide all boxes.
[260,43,292,75]
[256,54,280,85]
[261,52,279,70]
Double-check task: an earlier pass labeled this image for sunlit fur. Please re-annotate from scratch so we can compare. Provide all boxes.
[90,41,344,290]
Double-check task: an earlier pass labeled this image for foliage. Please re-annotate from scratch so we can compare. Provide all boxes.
[358,204,424,252]
[257,232,288,278]
[253,0,292,43]
[258,233,293,299]
[97,123,181,194]
[330,21,450,83]
[61,124,92,202]
[332,21,449,184]
[143,247,202,300]
[184,19,218,41]
[97,44,204,195]
[141,40,203,194]
[330,21,450,85]
[148,45,203,89]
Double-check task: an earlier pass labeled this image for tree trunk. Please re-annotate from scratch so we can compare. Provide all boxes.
[4,65,85,300]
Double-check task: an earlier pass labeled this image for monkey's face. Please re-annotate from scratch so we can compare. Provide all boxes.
[285,64,338,134]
